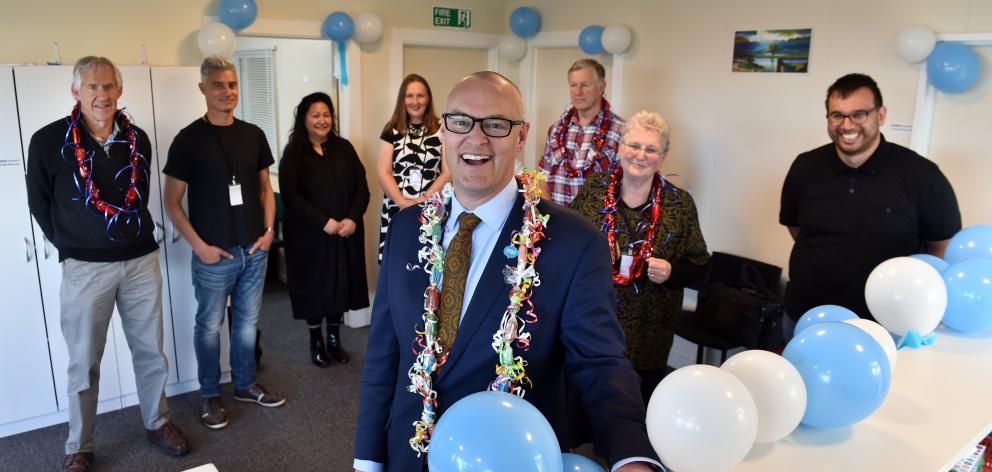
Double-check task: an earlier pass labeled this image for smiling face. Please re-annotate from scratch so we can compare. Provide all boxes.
[71,65,121,126]
[304,101,333,143]
[568,66,605,115]
[199,68,239,115]
[619,125,666,183]
[827,86,886,164]
[442,75,529,210]
[404,80,429,124]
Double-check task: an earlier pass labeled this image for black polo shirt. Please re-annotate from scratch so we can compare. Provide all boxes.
[780,135,960,320]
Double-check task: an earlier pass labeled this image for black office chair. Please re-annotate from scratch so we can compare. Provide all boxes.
[675,251,783,364]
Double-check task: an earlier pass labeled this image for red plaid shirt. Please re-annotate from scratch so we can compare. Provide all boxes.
[538,107,623,206]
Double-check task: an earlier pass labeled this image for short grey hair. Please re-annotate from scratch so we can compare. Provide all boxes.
[200,55,237,83]
[72,56,122,91]
[568,58,606,85]
[621,110,671,153]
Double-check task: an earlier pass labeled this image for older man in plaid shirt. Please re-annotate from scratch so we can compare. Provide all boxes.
[538,58,624,206]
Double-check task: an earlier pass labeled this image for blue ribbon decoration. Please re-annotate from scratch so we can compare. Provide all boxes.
[896,330,937,349]
[336,40,349,86]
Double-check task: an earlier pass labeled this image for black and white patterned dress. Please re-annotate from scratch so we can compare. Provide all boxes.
[378,124,443,262]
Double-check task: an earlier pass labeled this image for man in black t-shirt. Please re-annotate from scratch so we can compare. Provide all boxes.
[27,56,189,472]
[163,56,284,431]
[780,73,961,329]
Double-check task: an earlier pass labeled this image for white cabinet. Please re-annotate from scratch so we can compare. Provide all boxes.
[0,67,58,426]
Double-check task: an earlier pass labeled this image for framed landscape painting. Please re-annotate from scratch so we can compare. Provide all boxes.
[733,28,812,73]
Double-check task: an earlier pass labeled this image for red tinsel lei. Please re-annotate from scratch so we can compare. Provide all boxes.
[601,165,664,286]
[551,99,615,177]
[67,103,141,218]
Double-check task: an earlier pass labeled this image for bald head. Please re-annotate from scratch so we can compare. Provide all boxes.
[447,71,524,118]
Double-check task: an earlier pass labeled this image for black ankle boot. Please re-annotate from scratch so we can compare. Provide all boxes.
[309,328,330,368]
[327,328,350,364]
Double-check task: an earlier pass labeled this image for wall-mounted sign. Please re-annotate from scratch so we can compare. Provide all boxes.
[433,6,471,29]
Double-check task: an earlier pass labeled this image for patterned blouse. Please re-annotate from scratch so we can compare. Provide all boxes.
[570,170,710,370]
[377,124,442,261]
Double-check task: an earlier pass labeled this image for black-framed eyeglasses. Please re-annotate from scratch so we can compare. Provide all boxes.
[827,106,879,125]
[442,113,524,138]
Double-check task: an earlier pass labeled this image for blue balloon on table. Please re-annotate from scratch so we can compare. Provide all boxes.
[561,453,606,472]
[509,6,541,39]
[910,253,950,273]
[428,391,562,472]
[945,225,992,264]
[926,42,981,93]
[218,0,257,30]
[794,304,857,336]
[783,321,891,429]
[323,11,355,42]
[579,25,605,55]
[943,258,992,334]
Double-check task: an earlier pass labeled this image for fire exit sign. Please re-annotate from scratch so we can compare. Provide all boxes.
[433,7,471,29]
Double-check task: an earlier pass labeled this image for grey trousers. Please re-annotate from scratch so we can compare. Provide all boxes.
[60,250,170,454]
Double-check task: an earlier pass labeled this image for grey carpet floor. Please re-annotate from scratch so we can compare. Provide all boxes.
[0,283,366,472]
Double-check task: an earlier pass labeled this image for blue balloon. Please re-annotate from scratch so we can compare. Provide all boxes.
[579,25,605,55]
[509,6,541,39]
[783,322,891,428]
[943,258,992,333]
[562,453,606,472]
[794,305,857,336]
[428,391,562,472]
[927,42,981,93]
[910,253,950,273]
[323,11,355,42]
[945,225,992,264]
[218,0,257,30]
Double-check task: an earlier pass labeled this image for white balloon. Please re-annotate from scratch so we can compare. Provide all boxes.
[198,22,237,58]
[865,257,947,337]
[895,26,937,63]
[844,318,898,374]
[647,365,758,472]
[354,12,384,44]
[601,25,632,55]
[498,35,527,62]
[721,350,807,444]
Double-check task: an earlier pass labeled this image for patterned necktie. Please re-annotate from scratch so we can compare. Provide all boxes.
[437,212,482,352]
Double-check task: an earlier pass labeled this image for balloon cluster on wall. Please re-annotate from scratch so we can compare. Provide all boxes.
[498,7,541,62]
[197,0,257,57]
[895,26,982,94]
[579,24,632,55]
[321,11,384,86]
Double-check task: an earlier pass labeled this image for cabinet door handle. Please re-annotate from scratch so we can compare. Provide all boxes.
[170,223,181,243]
[154,220,165,244]
[42,234,52,260]
[24,237,34,262]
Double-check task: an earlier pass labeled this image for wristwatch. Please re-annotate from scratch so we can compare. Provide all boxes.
[265,227,274,234]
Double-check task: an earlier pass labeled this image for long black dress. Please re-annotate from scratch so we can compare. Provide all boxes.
[278,135,370,318]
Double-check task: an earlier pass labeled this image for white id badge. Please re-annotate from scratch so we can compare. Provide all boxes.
[619,254,633,278]
[229,184,243,206]
[407,169,423,190]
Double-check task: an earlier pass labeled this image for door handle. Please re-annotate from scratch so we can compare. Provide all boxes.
[24,237,34,262]
[42,234,52,260]
[154,220,165,244]
[170,223,181,243]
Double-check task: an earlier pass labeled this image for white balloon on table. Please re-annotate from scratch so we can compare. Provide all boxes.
[601,25,632,54]
[198,21,237,57]
[498,35,527,62]
[843,318,898,373]
[895,26,937,63]
[721,350,807,444]
[864,256,947,337]
[646,364,758,472]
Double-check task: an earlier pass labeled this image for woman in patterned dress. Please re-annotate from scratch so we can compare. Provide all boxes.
[376,74,449,262]
[571,110,711,402]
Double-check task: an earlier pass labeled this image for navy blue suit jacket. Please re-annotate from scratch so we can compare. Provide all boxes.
[355,191,657,471]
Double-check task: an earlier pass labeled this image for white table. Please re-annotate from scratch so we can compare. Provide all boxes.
[733,327,992,472]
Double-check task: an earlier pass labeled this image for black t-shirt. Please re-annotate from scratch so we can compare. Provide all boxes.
[163,117,274,248]
[780,135,961,320]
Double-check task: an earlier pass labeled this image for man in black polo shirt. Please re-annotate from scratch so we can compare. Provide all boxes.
[780,73,961,328]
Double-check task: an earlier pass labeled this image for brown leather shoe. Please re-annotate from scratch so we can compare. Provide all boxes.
[147,422,190,456]
[61,452,93,472]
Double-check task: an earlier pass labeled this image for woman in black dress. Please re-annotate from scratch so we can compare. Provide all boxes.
[278,92,370,367]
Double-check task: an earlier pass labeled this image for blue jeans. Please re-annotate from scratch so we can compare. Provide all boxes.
[192,245,268,397]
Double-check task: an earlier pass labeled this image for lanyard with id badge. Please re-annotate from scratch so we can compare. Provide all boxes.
[209,116,243,207]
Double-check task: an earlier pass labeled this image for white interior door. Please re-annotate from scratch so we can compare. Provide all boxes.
[0,66,58,426]
[150,66,232,384]
[14,65,123,412]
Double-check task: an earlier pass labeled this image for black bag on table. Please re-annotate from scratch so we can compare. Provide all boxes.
[695,252,785,351]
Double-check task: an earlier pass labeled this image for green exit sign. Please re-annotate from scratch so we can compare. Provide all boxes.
[433,6,471,29]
